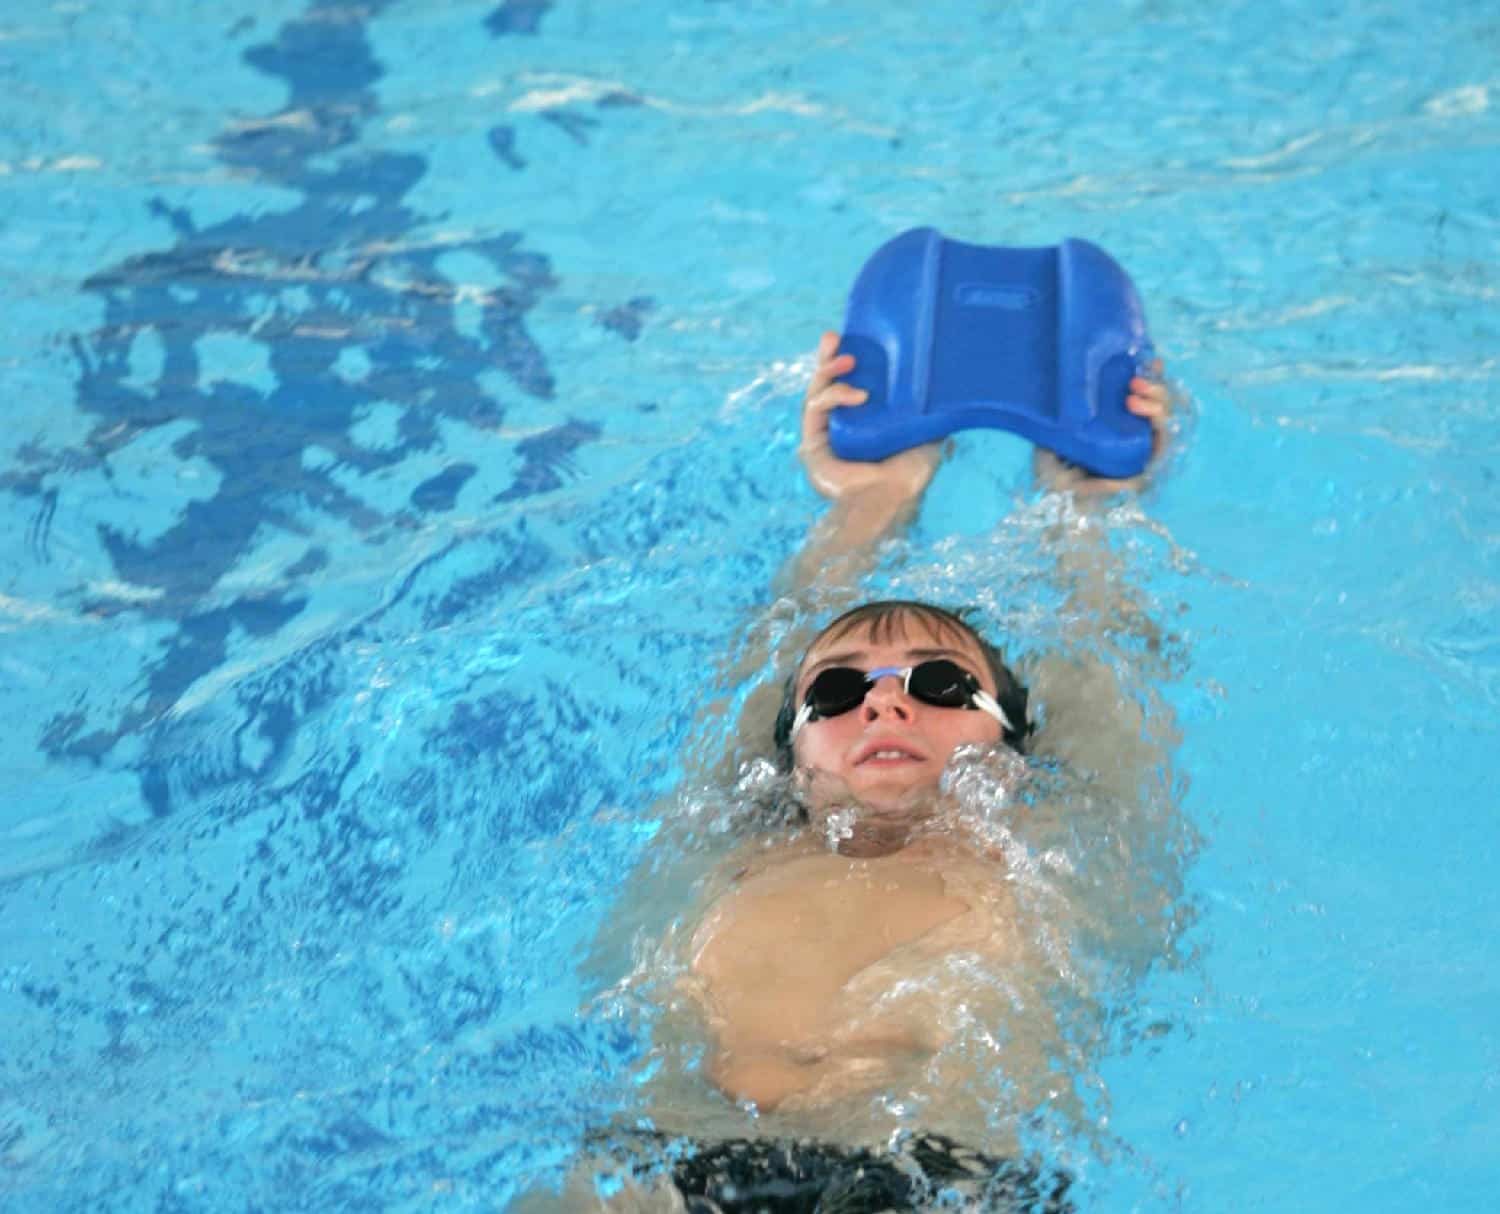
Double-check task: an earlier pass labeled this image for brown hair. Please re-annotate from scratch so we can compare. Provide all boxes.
[772,600,1032,768]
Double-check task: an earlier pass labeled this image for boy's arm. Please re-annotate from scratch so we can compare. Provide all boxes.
[1027,363,1179,794]
[1023,365,1186,973]
[700,333,943,767]
[779,330,942,594]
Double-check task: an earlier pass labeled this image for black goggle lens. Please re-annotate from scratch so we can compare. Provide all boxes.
[804,659,977,720]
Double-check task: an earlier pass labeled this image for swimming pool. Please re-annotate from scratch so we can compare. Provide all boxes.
[2,0,1496,1209]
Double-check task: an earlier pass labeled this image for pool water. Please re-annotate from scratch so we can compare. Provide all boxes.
[2,1,1497,1210]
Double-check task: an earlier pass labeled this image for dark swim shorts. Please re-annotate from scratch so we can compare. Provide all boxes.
[601,1130,1072,1213]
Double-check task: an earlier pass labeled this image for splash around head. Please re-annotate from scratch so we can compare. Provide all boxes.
[773,602,1032,831]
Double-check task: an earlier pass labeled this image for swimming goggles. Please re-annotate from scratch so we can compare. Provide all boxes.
[789,659,1014,740]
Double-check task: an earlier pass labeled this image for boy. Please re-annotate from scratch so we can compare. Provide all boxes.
[532,334,1174,1211]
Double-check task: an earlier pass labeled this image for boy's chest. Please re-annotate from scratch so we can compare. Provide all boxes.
[690,851,981,1025]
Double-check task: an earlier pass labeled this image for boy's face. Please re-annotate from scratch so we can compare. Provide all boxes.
[791,613,1003,817]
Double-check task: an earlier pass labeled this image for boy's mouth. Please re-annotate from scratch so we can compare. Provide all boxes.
[853,739,927,766]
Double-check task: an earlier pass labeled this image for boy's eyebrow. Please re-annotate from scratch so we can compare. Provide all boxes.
[798,650,862,681]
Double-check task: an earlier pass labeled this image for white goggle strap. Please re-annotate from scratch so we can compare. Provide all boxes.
[790,701,815,741]
[969,687,1015,735]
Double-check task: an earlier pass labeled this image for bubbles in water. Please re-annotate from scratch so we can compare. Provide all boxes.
[731,756,781,803]
[942,743,1029,825]
[940,745,1059,898]
[823,806,856,847]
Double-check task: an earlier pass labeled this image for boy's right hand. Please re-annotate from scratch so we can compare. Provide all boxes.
[799,331,940,505]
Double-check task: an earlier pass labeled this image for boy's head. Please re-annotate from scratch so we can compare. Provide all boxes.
[773,601,1031,813]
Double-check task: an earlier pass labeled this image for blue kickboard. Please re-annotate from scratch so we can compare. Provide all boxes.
[829,227,1155,478]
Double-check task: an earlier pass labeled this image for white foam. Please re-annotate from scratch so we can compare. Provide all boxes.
[1423,84,1490,118]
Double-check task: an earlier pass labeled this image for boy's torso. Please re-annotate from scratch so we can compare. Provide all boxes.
[688,833,1021,1110]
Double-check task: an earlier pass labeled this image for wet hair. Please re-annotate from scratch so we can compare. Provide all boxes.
[772,600,1033,770]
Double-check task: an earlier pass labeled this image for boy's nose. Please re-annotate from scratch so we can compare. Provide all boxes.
[862,675,913,720]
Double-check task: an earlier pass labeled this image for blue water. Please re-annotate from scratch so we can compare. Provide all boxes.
[2,1,1497,1210]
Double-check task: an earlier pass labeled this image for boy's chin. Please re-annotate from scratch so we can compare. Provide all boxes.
[854,768,945,810]
[798,764,944,819]
[815,776,940,818]
[852,791,934,818]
